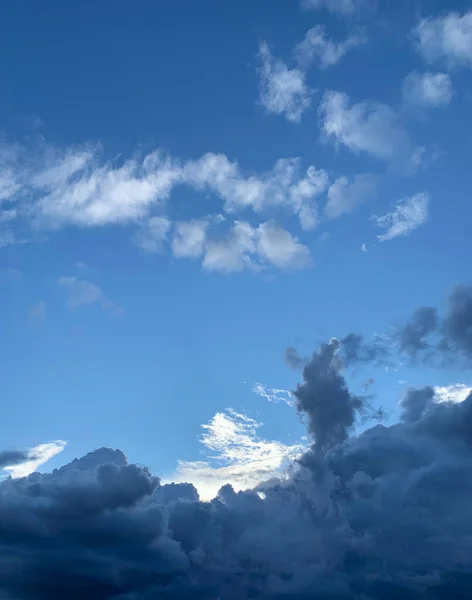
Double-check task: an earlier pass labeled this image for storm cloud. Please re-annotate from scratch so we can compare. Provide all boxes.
[2,285,472,599]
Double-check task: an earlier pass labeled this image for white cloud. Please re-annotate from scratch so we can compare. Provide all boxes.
[166,409,304,501]
[252,383,294,406]
[135,216,171,254]
[202,221,258,273]
[57,276,123,316]
[301,0,370,15]
[295,25,367,69]
[373,192,429,242]
[256,221,311,270]
[320,91,417,168]
[402,71,453,107]
[435,384,472,404]
[171,219,209,259]
[415,11,472,69]
[3,440,67,479]
[325,173,378,219]
[257,42,312,123]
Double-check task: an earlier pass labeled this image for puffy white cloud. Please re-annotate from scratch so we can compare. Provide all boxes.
[434,383,472,404]
[402,71,453,107]
[415,10,472,69]
[256,221,311,270]
[171,219,209,259]
[374,192,429,242]
[295,25,367,69]
[325,173,378,219]
[257,42,312,123]
[167,409,304,500]
[202,220,258,273]
[57,276,123,316]
[320,91,417,168]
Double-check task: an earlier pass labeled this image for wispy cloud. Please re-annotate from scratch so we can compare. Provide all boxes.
[319,91,418,170]
[2,440,67,479]
[325,173,379,219]
[295,25,367,69]
[135,216,171,254]
[167,409,303,500]
[301,0,372,16]
[171,219,209,259]
[257,42,312,123]
[373,192,429,242]
[415,10,472,69]
[402,71,453,107]
[252,383,294,406]
[57,276,123,316]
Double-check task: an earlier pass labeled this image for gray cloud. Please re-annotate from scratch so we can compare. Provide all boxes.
[2,285,472,598]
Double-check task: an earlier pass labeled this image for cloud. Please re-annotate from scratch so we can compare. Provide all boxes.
[201,220,312,273]
[435,383,472,404]
[2,440,66,478]
[256,42,312,123]
[135,216,171,254]
[301,0,372,16]
[167,409,304,501]
[171,219,209,259]
[402,71,453,107]
[373,192,429,241]
[252,383,294,406]
[325,173,379,219]
[320,91,418,169]
[256,221,311,270]
[57,276,123,316]
[415,10,472,69]
[295,25,367,69]
[3,287,472,597]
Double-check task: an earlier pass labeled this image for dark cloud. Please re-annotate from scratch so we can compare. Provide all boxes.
[2,285,472,598]
[0,449,31,469]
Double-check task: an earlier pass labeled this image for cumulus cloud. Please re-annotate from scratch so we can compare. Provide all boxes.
[58,276,123,316]
[325,173,379,219]
[373,192,429,241]
[295,25,367,69]
[402,71,453,107]
[171,219,209,259]
[257,42,312,123]
[4,286,472,598]
[256,221,311,270]
[167,409,304,501]
[320,90,418,169]
[415,10,472,69]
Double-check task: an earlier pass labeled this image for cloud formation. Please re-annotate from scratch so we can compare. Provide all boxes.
[58,276,123,316]
[373,192,429,241]
[415,10,472,69]
[325,173,379,219]
[295,25,367,69]
[3,285,472,598]
[301,0,372,16]
[402,71,453,107]
[257,42,312,123]
[1,440,66,478]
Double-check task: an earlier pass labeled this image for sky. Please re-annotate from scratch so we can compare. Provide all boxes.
[2,0,472,494]
[1,2,472,596]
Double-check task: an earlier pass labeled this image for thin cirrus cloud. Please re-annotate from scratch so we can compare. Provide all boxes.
[256,42,312,123]
[373,192,429,242]
[57,276,123,316]
[166,408,304,501]
[402,71,453,107]
[301,0,372,16]
[252,382,294,406]
[295,25,367,70]
[414,10,472,69]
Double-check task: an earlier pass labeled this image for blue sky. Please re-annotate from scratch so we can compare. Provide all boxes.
[1,0,471,498]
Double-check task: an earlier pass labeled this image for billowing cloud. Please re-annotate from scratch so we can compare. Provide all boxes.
[373,192,429,241]
[58,276,123,316]
[3,286,472,597]
[295,25,367,69]
[415,10,472,69]
[320,91,418,169]
[402,71,453,107]
[257,42,312,123]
